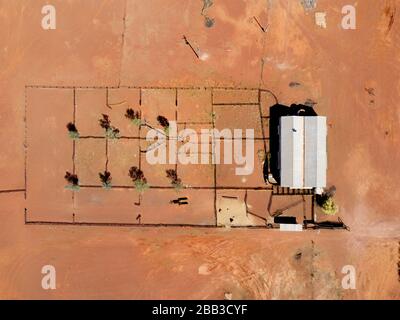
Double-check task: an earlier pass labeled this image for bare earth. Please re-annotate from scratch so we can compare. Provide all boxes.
[0,0,399,299]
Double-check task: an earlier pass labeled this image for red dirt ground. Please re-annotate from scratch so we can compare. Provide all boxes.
[26,88,74,223]
[0,0,399,299]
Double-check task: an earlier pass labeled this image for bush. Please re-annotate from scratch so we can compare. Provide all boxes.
[64,171,80,191]
[321,197,338,215]
[65,184,80,191]
[157,115,170,134]
[129,166,149,193]
[129,166,144,182]
[317,194,338,215]
[66,122,79,139]
[134,179,149,193]
[166,169,183,191]
[105,127,120,139]
[99,170,112,189]
[68,131,80,139]
[99,114,111,130]
[125,108,142,126]
[99,114,120,139]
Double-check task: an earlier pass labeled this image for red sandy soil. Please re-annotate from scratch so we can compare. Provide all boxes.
[0,0,399,299]
[26,88,74,222]
[177,89,213,123]
[1,192,399,299]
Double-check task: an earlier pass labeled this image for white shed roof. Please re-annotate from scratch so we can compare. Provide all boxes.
[280,116,327,189]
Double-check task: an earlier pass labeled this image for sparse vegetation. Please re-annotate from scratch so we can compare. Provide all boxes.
[320,197,338,215]
[129,166,149,193]
[106,127,120,139]
[66,122,79,139]
[125,108,142,126]
[99,113,111,129]
[166,169,183,191]
[257,149,266,162]
[157,115,170,135]
[64,171,79,191]
[99,170,112,189]
[210,111,217,122]
[316,191,339,215]
[99,114,120,139]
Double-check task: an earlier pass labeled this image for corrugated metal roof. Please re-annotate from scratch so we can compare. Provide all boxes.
[280,116,327,189]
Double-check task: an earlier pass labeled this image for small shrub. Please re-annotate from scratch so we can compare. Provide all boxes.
[134,179,150,193]
[64,171,79,191]
[129,166,149,193]
[257,149,266,162]
[66,122,79,139]
[172,180,183,191]
[99,170,112,189]
[125,108,142,126]
[166,169,183,191]
[105,127,120,139]
[65,184,80,191]
[210,111,217,121]
[99,114,120,139]
[99,114,111,130]
[321,197,338,215]
[317,194,338,215]
[68,131,80,139]
[129,166,144,182]
[157,115,170,134]
[163,126,170,135]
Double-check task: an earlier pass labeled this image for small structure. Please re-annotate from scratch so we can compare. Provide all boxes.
[279,223,303,232]
[279,116,327,193]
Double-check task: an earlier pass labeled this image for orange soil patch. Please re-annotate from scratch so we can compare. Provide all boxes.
[177,123,214,139]
[120,0,266,86]
[74,188,139,224]
[75,138,106,186]
[177,160,214,188]
[214,104,263,138]
[26,88,74,223]
[216,140,266,187]
[107,88,141,137]
[76,88,141,138]
[246,189,273,224]
[139,189,215,225]
[140,161,177,188]
[268,195,313,224]
[215,190,272,227]
[107,139,140,186]
[212,89,259,104]
[141,88,176,126]
[176,123,215,188]
[139,139,176,187]
[261,117,270,140]
[177,89,213,123]
[75,89,109,136]
[1,194,399,299]
[260,91,276,117]
[108,88,141,108]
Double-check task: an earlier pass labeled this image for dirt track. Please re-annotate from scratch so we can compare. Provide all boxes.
[0,0,399,299]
